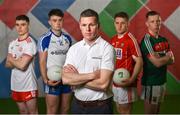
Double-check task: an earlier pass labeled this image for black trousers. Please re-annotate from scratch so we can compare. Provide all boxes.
[71,97,113,114]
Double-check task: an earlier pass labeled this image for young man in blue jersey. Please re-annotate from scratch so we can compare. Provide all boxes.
[38,9,72,114]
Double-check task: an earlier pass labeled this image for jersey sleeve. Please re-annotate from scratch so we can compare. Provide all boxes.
[140,34,154,58]
[64,46,75,66]
[23,40,37,57]
[8,41,13,54]
[129,36,142,57]
[38,37,50,52]
[101,44,115,71]
[64,34,72,47]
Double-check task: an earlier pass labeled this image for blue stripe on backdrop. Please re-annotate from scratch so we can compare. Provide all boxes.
[0,60,11,98]
[31,0,75,28]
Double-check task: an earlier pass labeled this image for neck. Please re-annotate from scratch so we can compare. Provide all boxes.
[51,29,61,36]
[85,35,99,46]
[149,30,159,38]
[117,31,127,38]
[18,33,29,40]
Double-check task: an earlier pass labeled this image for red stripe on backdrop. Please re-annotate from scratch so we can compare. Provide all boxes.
[160,26,180,80]
[147,0,180,20]
[129,0,179,42]
[63,12,83,41]
[0,0,38,29]
[99,29,111,43]
[64,12,111,42]
[129,7,147,42]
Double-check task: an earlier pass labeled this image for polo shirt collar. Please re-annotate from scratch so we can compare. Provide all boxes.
[82,36,101,46]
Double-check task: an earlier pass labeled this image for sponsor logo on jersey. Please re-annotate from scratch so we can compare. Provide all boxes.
[50,50,67,55]
[115,48,122,59]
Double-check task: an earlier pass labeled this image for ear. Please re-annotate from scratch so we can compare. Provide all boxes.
[145,21,148,27]
[127,21,130,27]
[48,20,51,26]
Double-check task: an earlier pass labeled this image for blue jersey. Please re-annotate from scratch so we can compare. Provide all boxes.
[38,30,72,68]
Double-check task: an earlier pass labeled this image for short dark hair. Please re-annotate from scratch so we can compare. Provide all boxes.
[80,9,99,24]
[146,11,160,19]
[48,9,64,19]
[114,12,129,21]
[16,15,29,23]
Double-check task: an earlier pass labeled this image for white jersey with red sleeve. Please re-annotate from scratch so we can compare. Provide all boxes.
[111,32,141,75]
[8,36,38,92]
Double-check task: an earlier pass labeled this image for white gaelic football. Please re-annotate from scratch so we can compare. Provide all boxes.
[113,68,130,85]
[47,66,62,81]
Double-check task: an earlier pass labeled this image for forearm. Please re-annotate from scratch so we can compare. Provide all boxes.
[39,61,48,83]
[5,54,14,68]
[131,57,143,81]
[85,80,109,91]
[62,72,95,85]
[151,55,172,67]
[5,59,14,68]
[85,69,113,91]
[10,57,29,71]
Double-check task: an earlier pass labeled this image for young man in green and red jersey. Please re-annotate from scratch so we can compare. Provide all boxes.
[140,11,175,114]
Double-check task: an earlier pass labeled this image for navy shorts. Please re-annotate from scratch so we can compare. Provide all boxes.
[45,84,71,95]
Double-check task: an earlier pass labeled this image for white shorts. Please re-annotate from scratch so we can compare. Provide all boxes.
[141,84,166,104]
[112,86,138,104]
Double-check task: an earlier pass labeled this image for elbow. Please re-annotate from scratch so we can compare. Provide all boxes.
[98,82,109,92]
[61,74,69,85]
[140,59,143,68]
[153,63,162,68]
[19,65,28,71]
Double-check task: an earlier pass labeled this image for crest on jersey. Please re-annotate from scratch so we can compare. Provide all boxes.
[115,48,122,59]
[120,42,124,47]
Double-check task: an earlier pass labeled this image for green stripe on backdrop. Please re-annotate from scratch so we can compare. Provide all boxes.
[99,11,116,38]
[166,72,180,95]
[0,0,3,4]
[100,0,147,37]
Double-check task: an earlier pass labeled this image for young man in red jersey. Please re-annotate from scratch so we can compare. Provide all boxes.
[111,12,143,114]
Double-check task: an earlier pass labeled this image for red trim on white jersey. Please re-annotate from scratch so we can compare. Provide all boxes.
[18,35,32,43]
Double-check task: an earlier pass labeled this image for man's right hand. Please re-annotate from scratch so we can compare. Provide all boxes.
[46,80,61,86]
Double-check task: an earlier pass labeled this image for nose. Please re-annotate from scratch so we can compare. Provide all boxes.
[86,25,91,31]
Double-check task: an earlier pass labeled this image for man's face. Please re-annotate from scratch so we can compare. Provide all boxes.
[146,15,161,34]
[114,17,128,35]
[15,20,29,36]
[79,16,99,42]
[48,15,63,32]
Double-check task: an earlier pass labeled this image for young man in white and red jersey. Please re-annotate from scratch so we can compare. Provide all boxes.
[111,12,143,114]
[38,9,72,114]
[5,15,38,114]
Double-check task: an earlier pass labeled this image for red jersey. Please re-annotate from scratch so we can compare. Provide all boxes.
[111,32,141,75]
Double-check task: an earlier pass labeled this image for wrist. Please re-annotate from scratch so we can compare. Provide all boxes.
[44,79,48,84]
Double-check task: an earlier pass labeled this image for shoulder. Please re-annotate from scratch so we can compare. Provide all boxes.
[61,32,72,44]
[140,34,151,44]
[99,37,114,50]
[111,35,118,42]
[61,32,71,39]
[38,31,52,45]
[69,40,82,49]
[159,35,168,41]
[39,31,52,42]
[127,32,136,40]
